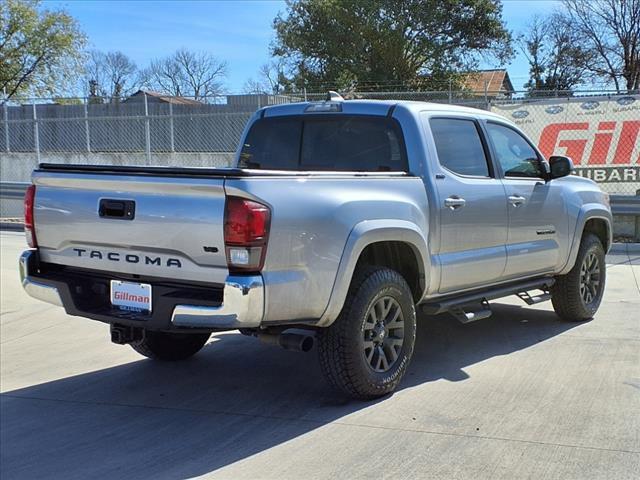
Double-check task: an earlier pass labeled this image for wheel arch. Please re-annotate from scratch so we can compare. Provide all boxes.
[559,205,612,275]
[317,220,429,327]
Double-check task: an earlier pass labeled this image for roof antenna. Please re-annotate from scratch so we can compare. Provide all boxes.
[326,90,344,101]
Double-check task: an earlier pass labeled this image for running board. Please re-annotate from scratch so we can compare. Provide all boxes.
[516,290,552,305]
[421,277,555,322]
[450,299,492,324]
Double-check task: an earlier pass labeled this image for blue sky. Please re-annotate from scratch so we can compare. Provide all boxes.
[46,0,562,92]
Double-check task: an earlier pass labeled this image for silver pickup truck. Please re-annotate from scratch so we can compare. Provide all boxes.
[20,97,612,399]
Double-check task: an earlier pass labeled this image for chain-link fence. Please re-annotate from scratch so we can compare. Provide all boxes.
[491,93,639,195]
[1,89,638,194]
[0,95,261,155]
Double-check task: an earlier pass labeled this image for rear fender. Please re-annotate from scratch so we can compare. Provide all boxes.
[316,219,429,327]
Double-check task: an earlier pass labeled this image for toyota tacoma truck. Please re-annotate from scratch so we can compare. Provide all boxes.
[19,97,612,400]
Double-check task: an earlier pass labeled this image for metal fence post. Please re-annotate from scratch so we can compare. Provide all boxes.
[168,101,175,153]
[143,92,151,164]
[483,79,489,109]
[3,98,9,153]
[32,102,40,163]
[84,98,91,152]
[448,78,453,104]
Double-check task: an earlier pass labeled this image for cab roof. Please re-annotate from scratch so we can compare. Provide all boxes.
[260,98,510,123]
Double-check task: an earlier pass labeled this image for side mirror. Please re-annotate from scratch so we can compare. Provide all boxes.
[549,155,574,179]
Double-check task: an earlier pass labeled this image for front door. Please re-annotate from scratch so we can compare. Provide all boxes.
[484,121,565,278]
[427,116,509,294]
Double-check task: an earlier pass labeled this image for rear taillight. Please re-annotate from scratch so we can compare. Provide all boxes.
[24,184,37,248]
[224,196,270,273]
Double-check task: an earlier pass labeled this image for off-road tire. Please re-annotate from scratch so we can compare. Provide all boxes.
[551,233,606,322]
[317,266,417,400]
[131,331,210,361]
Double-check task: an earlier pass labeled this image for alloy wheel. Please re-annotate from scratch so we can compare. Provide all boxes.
[363,296,405,373]
[579,251,601,305]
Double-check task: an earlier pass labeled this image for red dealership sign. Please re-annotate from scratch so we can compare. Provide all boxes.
[492,96,640,188]
[538,120,639,166]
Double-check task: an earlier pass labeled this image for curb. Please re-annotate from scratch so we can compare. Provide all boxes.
[0,222,24,232]
[609,243,640,254]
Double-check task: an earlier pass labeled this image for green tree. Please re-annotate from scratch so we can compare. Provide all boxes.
[0,0,86,100]
[272,0,513,91]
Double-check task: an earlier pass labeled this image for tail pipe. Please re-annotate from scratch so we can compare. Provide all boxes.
[257,330,315,353]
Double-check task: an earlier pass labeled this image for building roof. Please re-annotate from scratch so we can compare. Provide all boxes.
[127,90,203,105]
[461,69,514,97]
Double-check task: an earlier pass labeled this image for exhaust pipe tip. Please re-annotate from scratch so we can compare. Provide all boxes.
[257,330,315,352]
[279,332,314,352]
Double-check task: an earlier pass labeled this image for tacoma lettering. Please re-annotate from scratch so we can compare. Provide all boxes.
[73,249,182,268]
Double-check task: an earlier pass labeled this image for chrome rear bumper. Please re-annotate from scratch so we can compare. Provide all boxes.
[20,249,265,329]
[170,275,264,328]
[19,250,63,306]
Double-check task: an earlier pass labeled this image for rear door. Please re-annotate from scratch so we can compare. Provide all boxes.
[425,116,509,293]
[33,171,229,284]
[483,121,565,278]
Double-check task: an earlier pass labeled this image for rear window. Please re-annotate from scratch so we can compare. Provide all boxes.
[429,118,490,177]
[239,115,408,171]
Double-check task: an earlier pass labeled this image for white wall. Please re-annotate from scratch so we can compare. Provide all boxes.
[0,152,235,183]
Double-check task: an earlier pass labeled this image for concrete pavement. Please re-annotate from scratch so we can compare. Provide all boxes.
[1,231,639,479]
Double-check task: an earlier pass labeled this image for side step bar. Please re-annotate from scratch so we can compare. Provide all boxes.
[516,290,552,305]
[450,299,493,324]
[421,277,555,323]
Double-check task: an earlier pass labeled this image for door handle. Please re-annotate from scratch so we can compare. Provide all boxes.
[99,199,136,220]
[508,195,526,206]
[444,196,466,210]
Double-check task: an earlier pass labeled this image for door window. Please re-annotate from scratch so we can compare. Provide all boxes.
[486,123,544,178]
[429,118,491,177]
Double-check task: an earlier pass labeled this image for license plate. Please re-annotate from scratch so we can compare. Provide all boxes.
[110,280,152,313]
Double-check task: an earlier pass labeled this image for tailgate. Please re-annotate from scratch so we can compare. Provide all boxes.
[32,170,229,284]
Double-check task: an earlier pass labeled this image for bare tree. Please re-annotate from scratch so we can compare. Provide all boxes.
[86,50,138,102]
[85,50,107,102]
[563,0,640,92]
[141,49,228,100]
[243,61,290,95]
[520,14,593,95]
[105,51,137,99]
[139,55,184,96]
[243,77,268,95]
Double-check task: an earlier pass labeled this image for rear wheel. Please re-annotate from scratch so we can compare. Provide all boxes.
[131,331,210,361]
[317,267,417,400]
[551,233,606,322]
